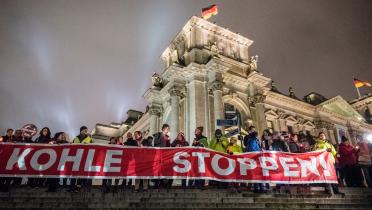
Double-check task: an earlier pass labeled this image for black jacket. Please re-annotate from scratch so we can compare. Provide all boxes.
[124,138,138,146]
[171,140,189,147]
[35,135,51,144]
[142,138,153,147]
[271,139,289,152]
[2,135,13,142]
[288,141,300,153]
[153,132,170,147]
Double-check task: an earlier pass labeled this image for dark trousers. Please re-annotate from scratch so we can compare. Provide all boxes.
[154,179,171,189]
[47,178,59,192]
[0,177,11,192]
[209,180,227,188]
[254,183,264,191]
[181,179,187,188]
[360,165,372,187]
[188,179,205,189]
[69,178,78,191]
[124,179,132,187]
[343,165,363,187]
[325,184,341,194]
[28,178,37,187]
[62,178,68,186]
[37,178,46,187]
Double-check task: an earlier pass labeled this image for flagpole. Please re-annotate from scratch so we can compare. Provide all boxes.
[355,86,362,99]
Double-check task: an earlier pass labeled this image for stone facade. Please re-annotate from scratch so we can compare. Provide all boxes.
[107,16,372,145]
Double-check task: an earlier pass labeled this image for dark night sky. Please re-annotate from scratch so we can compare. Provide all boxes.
[1,0,372,136]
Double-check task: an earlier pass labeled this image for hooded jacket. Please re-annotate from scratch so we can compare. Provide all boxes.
[313,139,337,157]
[245,136,261,152]
[209,135,228,153]
[73,135,92,144]
[338,142,358,166]
[227,143,243,154]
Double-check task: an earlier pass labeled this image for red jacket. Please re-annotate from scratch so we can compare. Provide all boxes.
[338,143,358,166]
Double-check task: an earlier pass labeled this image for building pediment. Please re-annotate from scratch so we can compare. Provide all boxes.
[318,95,365,121]
[265,109,279,119]
[285,115,298,124]
[303,120,315,128]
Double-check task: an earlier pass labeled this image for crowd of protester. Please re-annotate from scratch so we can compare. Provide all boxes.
[0,124,371,196]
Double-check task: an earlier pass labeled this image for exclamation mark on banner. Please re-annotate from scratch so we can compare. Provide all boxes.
[319,154,331,176]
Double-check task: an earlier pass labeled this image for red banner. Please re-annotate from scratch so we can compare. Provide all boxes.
[0,143,337,184]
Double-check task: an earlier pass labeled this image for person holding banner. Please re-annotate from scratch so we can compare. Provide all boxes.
[270,132,290,193]
[208,129,228,188]
[134,131,149,193]
[1,128,14,142]
[153,124,171,189]
[13,129,23,142]
[226,137,242,154]
[171,132,189,189]
[0,129,13,192]
[123,132,135,188]
[192,127,208,148]
[189,127,209,190]
[261,129,272,151]
[313,132,344,196]
[209,129,228,153]
[270,131,289,152]
[35,127,53,188]
[69,126,92,192]
[227,137,243,193]
[54,132,70,188]
[245,132,265,193]
[102,137,118,193]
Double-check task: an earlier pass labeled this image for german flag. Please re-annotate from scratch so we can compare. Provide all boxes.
[202,4,218,20]
[354,78,371,88]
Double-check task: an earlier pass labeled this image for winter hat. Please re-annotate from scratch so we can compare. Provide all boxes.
[80,126,88,133]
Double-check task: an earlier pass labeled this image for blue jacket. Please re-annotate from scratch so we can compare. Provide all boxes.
[245,136,261,152]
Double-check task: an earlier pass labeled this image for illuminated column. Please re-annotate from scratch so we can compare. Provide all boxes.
[326,123,336,145]
[249,94,267,136]
[272,119,280,131]
[149,106,161,137]
[211,80,224,130]
[187,76,208,142]
[169,87,182,141]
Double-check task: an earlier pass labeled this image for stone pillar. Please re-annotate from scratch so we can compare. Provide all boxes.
[326,123,336,145]
[272,119,280,132]
[187,76,208,143]
[169,88,182,141]
[249,94,267,137]
[347,126,358,144]
[276,110,287,132]
[211,80,224,130]
[149,106,162,137]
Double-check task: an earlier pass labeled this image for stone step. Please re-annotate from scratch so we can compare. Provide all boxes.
[1,192,371,200]
[1,187,371,209]
[3,200,370,208]
[128,202,372,209]
[0,198,370,206]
